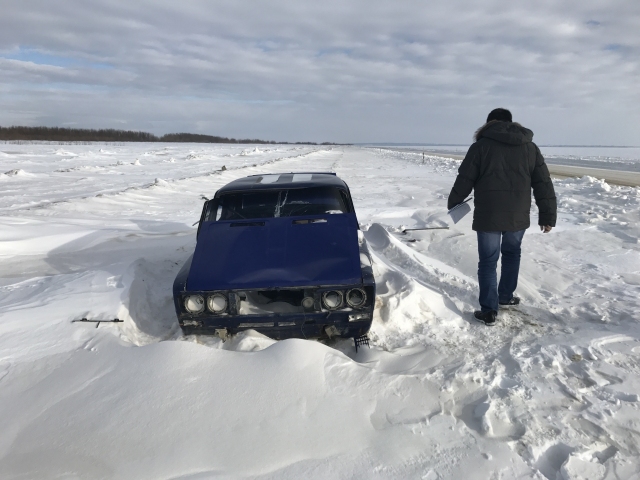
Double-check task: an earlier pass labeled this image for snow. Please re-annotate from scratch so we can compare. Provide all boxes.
[1,143,640,479]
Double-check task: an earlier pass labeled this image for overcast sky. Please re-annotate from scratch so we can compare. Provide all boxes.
[1,1,638,144]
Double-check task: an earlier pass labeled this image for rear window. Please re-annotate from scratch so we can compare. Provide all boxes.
[208,187,351,221]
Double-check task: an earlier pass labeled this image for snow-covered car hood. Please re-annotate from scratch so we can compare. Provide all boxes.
[187,213,362,290]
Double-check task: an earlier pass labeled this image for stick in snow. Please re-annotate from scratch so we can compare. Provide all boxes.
[71,318,124,328]
[402,226,450,233]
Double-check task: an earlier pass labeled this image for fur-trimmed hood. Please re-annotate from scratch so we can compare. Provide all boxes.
[474,120,533,145]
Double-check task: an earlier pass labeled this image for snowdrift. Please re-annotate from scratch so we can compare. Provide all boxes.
[1,143,640,479]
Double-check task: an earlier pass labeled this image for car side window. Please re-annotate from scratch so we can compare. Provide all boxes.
[339,190,353,213]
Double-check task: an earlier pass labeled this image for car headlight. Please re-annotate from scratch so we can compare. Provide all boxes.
[346,288,367,308]
[322,290,343,310]
[207,293,228,313]
[184,295,205,314]
[302,296,315,309]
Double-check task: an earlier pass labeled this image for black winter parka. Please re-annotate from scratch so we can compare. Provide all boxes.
[447,121,557,232]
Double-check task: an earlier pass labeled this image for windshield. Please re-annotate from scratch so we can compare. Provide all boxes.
[208,187,351,221]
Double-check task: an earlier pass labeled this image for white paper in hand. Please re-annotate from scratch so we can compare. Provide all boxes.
[448,201,471,224]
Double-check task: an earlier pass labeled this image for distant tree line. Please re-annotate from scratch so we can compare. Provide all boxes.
[0,126,335,145]
[0,126,157,142]
[160,132,278,144]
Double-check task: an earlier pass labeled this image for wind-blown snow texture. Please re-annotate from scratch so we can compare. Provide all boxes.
[1,144,639,479]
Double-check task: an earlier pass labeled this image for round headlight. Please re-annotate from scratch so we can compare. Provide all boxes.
[346,288,367,308]
[184,295,205,314]
[302,296,315,309]
[322,290,343,310]
[207,293,228,313]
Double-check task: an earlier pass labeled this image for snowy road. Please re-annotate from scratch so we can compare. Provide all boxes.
[418,149,640,187]
[1,144,640,479]
[546,165,640,188]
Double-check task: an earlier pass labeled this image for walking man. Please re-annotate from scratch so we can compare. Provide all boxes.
[447,108,557,326]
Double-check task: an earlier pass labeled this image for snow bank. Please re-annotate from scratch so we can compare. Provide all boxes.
[52,148,78,156]
[241,147,263,156]
[2,169,32,177]
[1,144,640,478]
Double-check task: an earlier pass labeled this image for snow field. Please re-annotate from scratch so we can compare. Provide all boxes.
[1,143,639,478]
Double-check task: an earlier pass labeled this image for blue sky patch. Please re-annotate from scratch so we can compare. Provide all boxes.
[604,43,624,52]
[2,48,113,70]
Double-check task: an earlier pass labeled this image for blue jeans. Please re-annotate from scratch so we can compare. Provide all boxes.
[476,230,526,312]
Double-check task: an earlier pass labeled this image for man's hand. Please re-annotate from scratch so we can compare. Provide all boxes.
[540,225,552,233]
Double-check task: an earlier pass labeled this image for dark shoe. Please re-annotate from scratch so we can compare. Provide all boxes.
[499,296,520,307]
[474,310,497,326]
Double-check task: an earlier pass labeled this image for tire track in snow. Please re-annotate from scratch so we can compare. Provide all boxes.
[5,148,327,214]
[78,148,340,221]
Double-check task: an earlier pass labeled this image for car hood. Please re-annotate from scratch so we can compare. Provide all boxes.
[187,213,362,290]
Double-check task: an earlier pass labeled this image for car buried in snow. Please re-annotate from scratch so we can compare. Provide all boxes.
[173,172,375,341]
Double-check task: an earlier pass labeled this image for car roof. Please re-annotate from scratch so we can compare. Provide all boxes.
[216,172,349,195]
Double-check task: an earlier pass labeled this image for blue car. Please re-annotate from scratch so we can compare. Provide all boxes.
[173,172,375,341]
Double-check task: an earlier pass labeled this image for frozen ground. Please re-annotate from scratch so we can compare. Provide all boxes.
[1,143,639,479]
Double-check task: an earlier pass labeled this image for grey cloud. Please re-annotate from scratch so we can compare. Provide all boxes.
[0,0,638,143]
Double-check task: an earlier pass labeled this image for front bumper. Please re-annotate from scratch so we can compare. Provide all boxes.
[178,310,373,340]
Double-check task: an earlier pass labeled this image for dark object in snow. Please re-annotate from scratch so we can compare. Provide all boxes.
[402,226,449,233]
[354,334,370,353]
[72,318,124,328]
[173,172,376,342]
[474,310,497,326]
